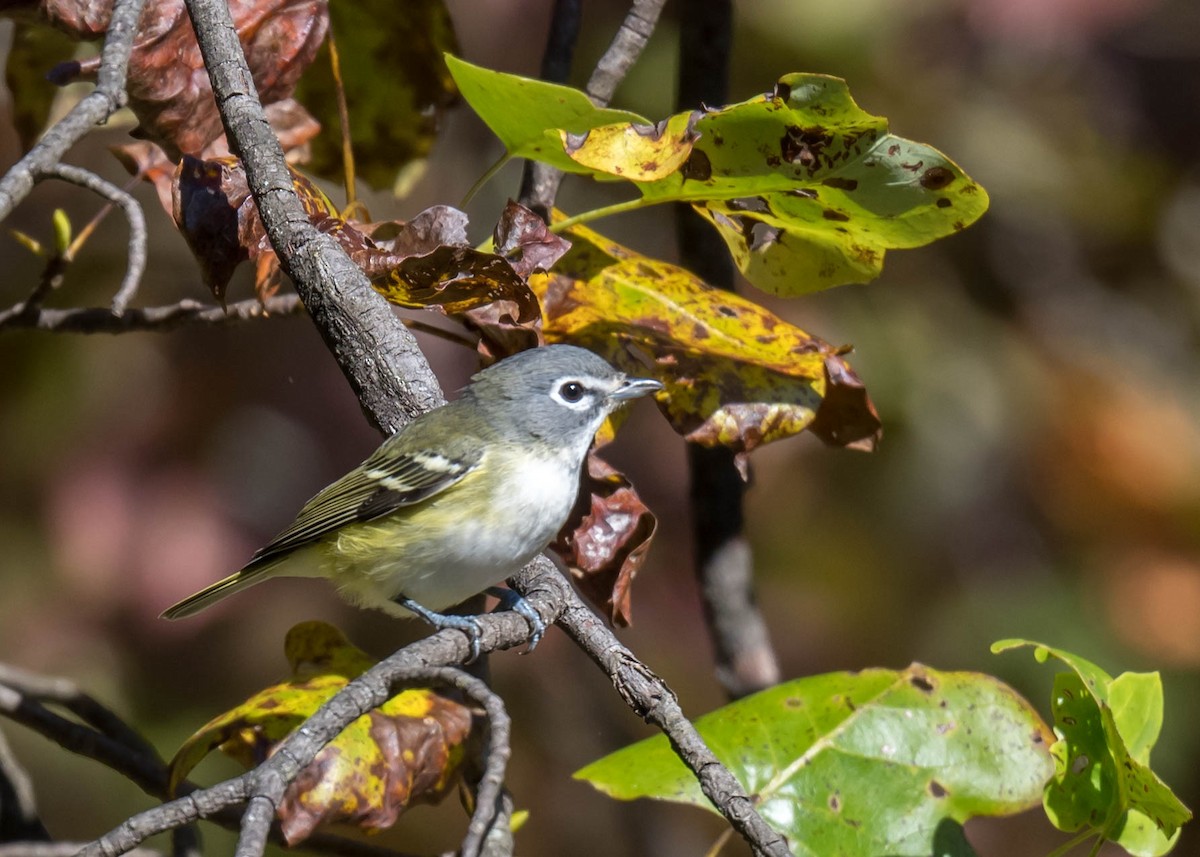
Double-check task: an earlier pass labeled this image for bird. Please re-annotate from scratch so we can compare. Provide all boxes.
[161,345,662,656]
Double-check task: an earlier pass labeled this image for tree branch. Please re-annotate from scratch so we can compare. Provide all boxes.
[0,0,146,222]
[0,727,49,842]
[182,0,443,436]
[77,619,539,857]
[675,0,780,699]
[0,296,304,334]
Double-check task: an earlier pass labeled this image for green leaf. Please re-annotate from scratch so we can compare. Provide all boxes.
[576,665,1053,857]
[992,639,1191,855]
[444,54,648,176]
[449,58,988,295]
[295,0,459,195]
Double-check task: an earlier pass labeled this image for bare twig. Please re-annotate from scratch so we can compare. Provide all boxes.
[0,295,304,334]
[0,0,146,222]
[0,727,49,842]
[675,0,780,699]
[584,0,666,107]
[0,844,161,857]
[34,164,148,316]
[0,665,167,795]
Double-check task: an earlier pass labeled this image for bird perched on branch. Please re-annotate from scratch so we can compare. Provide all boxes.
[162,345,662,657]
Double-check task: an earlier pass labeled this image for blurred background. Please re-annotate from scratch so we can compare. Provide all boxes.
[2,0,1200,854]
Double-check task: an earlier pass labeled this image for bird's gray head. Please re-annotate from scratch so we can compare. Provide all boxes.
[464,345,662,449]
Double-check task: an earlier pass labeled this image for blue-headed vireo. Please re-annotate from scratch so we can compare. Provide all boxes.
[161,345,662,655]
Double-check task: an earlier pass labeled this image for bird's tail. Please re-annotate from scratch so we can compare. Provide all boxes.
[160,561,281,620]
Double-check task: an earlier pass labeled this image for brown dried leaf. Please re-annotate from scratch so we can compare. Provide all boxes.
[370,205,470,257]
[41,0,327,158]
[492,199,571,279]
[553,454,656,627]
[171,154,338,302]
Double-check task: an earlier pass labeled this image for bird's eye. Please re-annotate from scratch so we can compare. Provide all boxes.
[558,381,585,403]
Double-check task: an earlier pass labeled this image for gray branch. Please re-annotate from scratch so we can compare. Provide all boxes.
[182,0,443,435]
[510,559,793,857]
[0,0,146,222]
[0,295,305,334]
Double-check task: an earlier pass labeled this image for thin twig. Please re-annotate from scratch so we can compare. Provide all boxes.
[0,727,49,842]
[675,0,779,699]
[448,671,511,857]
[0,295,305,334]
[0,844,161,857]
[34,164,148,316]
[0,0,146,221]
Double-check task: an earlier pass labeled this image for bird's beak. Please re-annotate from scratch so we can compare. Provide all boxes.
[610,376,664,401]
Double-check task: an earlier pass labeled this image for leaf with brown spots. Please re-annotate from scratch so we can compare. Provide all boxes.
[561,112,701,182]
[169,622,473,844]
[521,222,880,454]
[553,453,656,627]
[448,57,989,295]
[577,664,1055,856]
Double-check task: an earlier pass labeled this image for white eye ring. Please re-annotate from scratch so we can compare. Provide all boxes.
[552,380,591,409]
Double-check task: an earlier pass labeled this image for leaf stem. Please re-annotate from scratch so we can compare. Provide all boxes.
[548,195,658,232]
[460,152,512,208]
[1043,828,1100,857]
[327,26,357,208]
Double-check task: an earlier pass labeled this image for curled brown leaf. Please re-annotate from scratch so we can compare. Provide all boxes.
[553,454,657,627]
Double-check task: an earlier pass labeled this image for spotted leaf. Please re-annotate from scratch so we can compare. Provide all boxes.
[169,622,473,844]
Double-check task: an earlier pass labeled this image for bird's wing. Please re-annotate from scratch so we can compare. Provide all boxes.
[247,441,483,566]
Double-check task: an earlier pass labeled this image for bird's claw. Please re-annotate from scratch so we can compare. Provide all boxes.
[395,596,484,662]
[487,587,546,653]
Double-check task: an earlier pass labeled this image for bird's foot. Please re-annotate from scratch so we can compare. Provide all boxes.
[395,596,484,662]
[486,587,546,653]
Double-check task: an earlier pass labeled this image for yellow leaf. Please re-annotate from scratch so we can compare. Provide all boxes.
[533,223,879,453]
[560,112,700,182]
